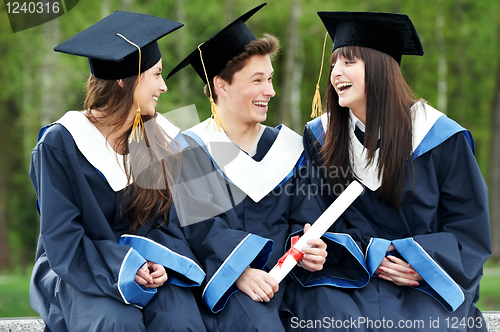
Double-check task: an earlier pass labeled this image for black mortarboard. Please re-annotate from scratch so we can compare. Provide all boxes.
[54,11,183,80]
[317,11,423,64]
[166,3,266,83]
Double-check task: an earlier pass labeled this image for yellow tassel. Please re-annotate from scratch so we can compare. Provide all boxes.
[209,97,227,131]
[129,108,144,143]
[311,84,322,118]
[117,33,145,143]
[198,43,227,132]
[311,32,329,118]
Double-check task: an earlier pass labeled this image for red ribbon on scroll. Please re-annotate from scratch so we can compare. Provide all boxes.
[277,235,304,268]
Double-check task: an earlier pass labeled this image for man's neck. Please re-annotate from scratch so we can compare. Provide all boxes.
[224,120,262,152]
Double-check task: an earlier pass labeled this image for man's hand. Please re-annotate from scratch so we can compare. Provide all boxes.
[235,267,279,303]
[300,223,328,272]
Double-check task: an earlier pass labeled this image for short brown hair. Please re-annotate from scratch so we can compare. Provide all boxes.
[204,33,280,102]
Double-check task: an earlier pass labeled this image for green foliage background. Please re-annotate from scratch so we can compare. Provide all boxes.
[0,0,499,312]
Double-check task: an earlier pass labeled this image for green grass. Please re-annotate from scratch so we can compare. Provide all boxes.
[0,273,38,318]
[1,265,500,318]
[477,266,500,311]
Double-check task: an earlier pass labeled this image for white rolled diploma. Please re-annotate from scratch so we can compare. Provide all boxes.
[268,180,364,283]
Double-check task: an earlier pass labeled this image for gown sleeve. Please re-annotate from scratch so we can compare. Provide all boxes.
[30,125,155,308]
[364,133,491,312]
[175,137,273,313]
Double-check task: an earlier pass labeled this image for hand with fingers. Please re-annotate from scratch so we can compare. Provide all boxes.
[235,267,279,303]
[299,223,328,272]
[134,260,168,288]
[145,260,168,288]
[374,244,423,287]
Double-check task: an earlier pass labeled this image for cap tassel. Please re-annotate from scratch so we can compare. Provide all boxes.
[117,33,144,143]
[311,84,322,119]
[198,43,227,131]
[311,32,329,118]
[129,109,144,143]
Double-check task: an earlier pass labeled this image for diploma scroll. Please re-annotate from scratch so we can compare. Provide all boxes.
[268,180,364,283]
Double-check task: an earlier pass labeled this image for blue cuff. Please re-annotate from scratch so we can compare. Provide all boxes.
[118,235,205,287]
[366,238,391,275]
[289,231,369,288]
[202,234,273,313]
[393,238,465,312]
[118,248,156,308]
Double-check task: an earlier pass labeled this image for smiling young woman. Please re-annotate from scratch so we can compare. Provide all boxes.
[29,11,206,332]
[294,11,491,332]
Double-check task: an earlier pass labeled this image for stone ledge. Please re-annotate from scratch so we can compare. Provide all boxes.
[1,312,500,331]
[0,317,45,332]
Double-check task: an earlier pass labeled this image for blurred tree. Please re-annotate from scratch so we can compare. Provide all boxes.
[490,19,500,261]
[0,0,499,271]
[277,0,303,132]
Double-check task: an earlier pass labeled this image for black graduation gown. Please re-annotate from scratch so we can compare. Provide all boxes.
[29,111,206,332]
[178,119,322,332]
[285,103,491,331]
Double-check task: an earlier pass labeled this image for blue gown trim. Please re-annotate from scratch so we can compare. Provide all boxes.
[366,237,464,312]
[307,117,325,147]
[411,115,474,161]
[290,231,369,288]
[37,123,54,142]
[307,113,475,161]
[365,238,392,275]
[118,235,205,287]
[117,248,155,308]
[171,131,190,153]
[392,238,465,312]
[183,130,232,183]
[202,234,274,313]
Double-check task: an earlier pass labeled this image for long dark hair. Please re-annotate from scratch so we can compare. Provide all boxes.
[84,74,177,232]
[321,46,417,208]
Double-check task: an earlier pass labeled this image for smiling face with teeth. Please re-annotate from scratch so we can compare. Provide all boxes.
[130,58,167,119]
[330,54,367,122]
[215,54,275,127]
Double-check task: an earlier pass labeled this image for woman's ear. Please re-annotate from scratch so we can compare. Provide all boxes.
[117,79,124,88]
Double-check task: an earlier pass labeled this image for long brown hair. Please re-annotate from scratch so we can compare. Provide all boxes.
[321,46,417,208]
[84,74,178,232]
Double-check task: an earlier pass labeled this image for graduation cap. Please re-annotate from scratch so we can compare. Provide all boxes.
[317,11,424,65]
[166,3,266,131]
[166,3,266,83]
[54,10,183,80]
[310,11,423,118]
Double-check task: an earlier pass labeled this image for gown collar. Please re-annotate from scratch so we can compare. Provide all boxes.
[184,119,303,202]
[56,111,180,192]
[313,102,449,191]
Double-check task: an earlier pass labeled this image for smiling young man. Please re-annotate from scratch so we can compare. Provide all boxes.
[167,4,328,332]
